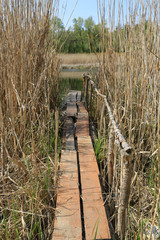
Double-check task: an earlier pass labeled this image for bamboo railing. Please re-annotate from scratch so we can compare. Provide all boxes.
[83,73,133,239]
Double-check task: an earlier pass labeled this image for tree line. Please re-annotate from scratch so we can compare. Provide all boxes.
[52,16,151,54]
[52,16,103,53]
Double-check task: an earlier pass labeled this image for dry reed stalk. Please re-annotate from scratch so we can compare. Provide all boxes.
[54,109,59,184]
[148,189,160,240]
[85,0,160,238]
[84,74,133,237]
[0,102,4,176]
[0,0,60,238]
[158,95,160,186]
[59,53,101,65]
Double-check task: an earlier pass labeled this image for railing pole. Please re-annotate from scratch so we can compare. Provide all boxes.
[83,73,133,239]
[100,102,105,134]
[89,81,92,113]
[108,124,115,187]
[118,152,133,239]
[84,75,89,110]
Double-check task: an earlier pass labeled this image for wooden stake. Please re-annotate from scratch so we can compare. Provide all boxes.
[118,153,133,239]
[89,84,93,113]
[100,102,105,134]
[108,125,115,187]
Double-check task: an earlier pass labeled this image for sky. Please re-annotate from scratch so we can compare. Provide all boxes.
[59,0,101,28]
[58,0,132,29]
[58,0,152,30]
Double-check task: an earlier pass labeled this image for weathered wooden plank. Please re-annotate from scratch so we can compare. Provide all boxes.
[67,91,77,102]
[65,118,75,150]
[66,102,77,117]
[78,137,111,240]
[77,101,88,113]
[52,150,82,240]
[66,91,82,117]
[76,91,82,102]
[54,91,111,239]
[76,114,89,137]
[66,91,78,117]
[76,102,89,137]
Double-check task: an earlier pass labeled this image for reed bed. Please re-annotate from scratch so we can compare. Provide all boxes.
[0,0,60,239]
[87,0,160,239]
[59,53,101,65]
[60,71,84,79]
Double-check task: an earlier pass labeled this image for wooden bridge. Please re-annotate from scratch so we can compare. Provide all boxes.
[52,90,111,239]
[52,73,133,239]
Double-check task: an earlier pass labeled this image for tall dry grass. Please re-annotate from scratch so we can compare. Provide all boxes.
[59,53,102,65]
[0,0,60,239]
[89,0,160,238]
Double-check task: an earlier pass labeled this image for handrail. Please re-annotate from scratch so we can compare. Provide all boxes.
[83,72,134,239]
[83,73,132,155]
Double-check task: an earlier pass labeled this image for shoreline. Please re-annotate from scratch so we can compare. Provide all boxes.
[58,53,101,70]
[61,63,99,70]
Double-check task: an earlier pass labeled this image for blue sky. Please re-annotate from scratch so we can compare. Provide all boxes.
[57,1,157,29]
[58,0,131,29]
[59,0,101,28]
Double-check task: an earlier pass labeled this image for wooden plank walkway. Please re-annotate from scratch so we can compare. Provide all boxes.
[53,150,82,239]
[52,91,111,240]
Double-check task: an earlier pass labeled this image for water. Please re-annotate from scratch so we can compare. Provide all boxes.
[59,70,85,106]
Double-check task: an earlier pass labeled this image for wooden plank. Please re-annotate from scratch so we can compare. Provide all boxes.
[54,91,111,239]
[76,91,82,102]
[78,137,111,240]
[66,102,77,117]
[52,150,82,240]
[76,113,89,137]
[77,101,88,114]
[66,91,78,117]
[67,91,77,102]
[65,118,75,150]
[76,102,89,137]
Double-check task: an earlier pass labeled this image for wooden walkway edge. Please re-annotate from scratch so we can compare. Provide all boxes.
[52,91,111,240]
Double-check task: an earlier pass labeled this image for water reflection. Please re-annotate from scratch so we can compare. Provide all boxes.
[59,70,84,107]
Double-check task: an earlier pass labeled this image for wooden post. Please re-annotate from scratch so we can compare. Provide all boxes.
[97,95,101,135]
[100,102,105,134]
[108,125,115,187]
[118,152,133,239]
[85,76,89,110]
[102,116,106,187]
[90,84,93,114]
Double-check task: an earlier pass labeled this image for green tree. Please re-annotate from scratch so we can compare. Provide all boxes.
[73,17,84,32]
[84,17,95,52]
[53,16,107,53]
[72,17,84,52]
[93,24,101,52]
[51,17,65,51]
[84,16,94,32]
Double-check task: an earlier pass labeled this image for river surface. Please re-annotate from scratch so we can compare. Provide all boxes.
[59,69,85,105]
